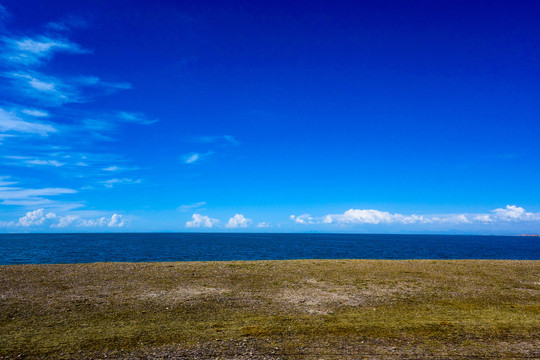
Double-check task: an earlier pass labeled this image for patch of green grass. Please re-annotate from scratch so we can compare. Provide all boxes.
[0,260,539,359]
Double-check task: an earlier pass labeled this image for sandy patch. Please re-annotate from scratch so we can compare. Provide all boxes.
[277,278,421,314]
[137,285,229,302]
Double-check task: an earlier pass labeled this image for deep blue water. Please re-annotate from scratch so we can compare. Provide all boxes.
[0,233,538,265]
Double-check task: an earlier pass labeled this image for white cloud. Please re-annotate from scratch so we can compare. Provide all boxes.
[17,208,57,226]
[185,214,219,228]
[108,214,125,227]
[178,201,206,212]
[492,205,535,222]
[52,215,79,228]
[257,222,270,228]
[79,214,126,228]
[226,214,251,228]
[323,209,400,224]
[290,214,315,224]
[0,108,57,136]
[473,215,493,222]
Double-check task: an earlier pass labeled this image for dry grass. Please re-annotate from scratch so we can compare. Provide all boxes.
[0,260,539,359]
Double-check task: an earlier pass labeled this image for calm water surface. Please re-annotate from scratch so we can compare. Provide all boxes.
[0,233,538,265]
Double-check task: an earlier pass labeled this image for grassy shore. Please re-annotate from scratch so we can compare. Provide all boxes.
[1,260,539,359]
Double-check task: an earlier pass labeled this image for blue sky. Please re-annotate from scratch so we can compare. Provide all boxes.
[0,0,539,234]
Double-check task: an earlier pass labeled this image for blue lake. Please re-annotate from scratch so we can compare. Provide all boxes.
[0,233,538,265]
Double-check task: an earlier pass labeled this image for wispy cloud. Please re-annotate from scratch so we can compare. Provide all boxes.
[190,135,239,145]
[101,178,142,188]
[26,159,64,167]
[185,213,219,228]
[80,112,157,141]
[102,165,138,172]
[4,72,78,105]
[0,108,57,136]
[183,151,213,164]
[182,135,238,166]
[0,182,76,207]
[5,156,65,167]
[45,16,89,32]
[1,35,88,66]
[117,111,157,125]
[178,201,206,212]
[22,109,48,117]
[103,165,121,172]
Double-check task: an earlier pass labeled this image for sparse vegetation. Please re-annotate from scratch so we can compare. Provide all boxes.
[1,260,539,359]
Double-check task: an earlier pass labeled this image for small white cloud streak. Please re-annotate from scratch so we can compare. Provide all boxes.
[101,178,141,188]
[186,214,219,228]
[226,214,251,228]
[22,109,48,117]
[178,202,206,212]
[25,159,64,167]
[0,179,77,209]
[183,151,213,164]
[103,165,120,171]
[184,153,199,164]
[0,186,76,200]
[191,135,239,145]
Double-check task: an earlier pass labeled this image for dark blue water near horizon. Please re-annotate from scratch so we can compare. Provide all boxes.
[0,233,538,265]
